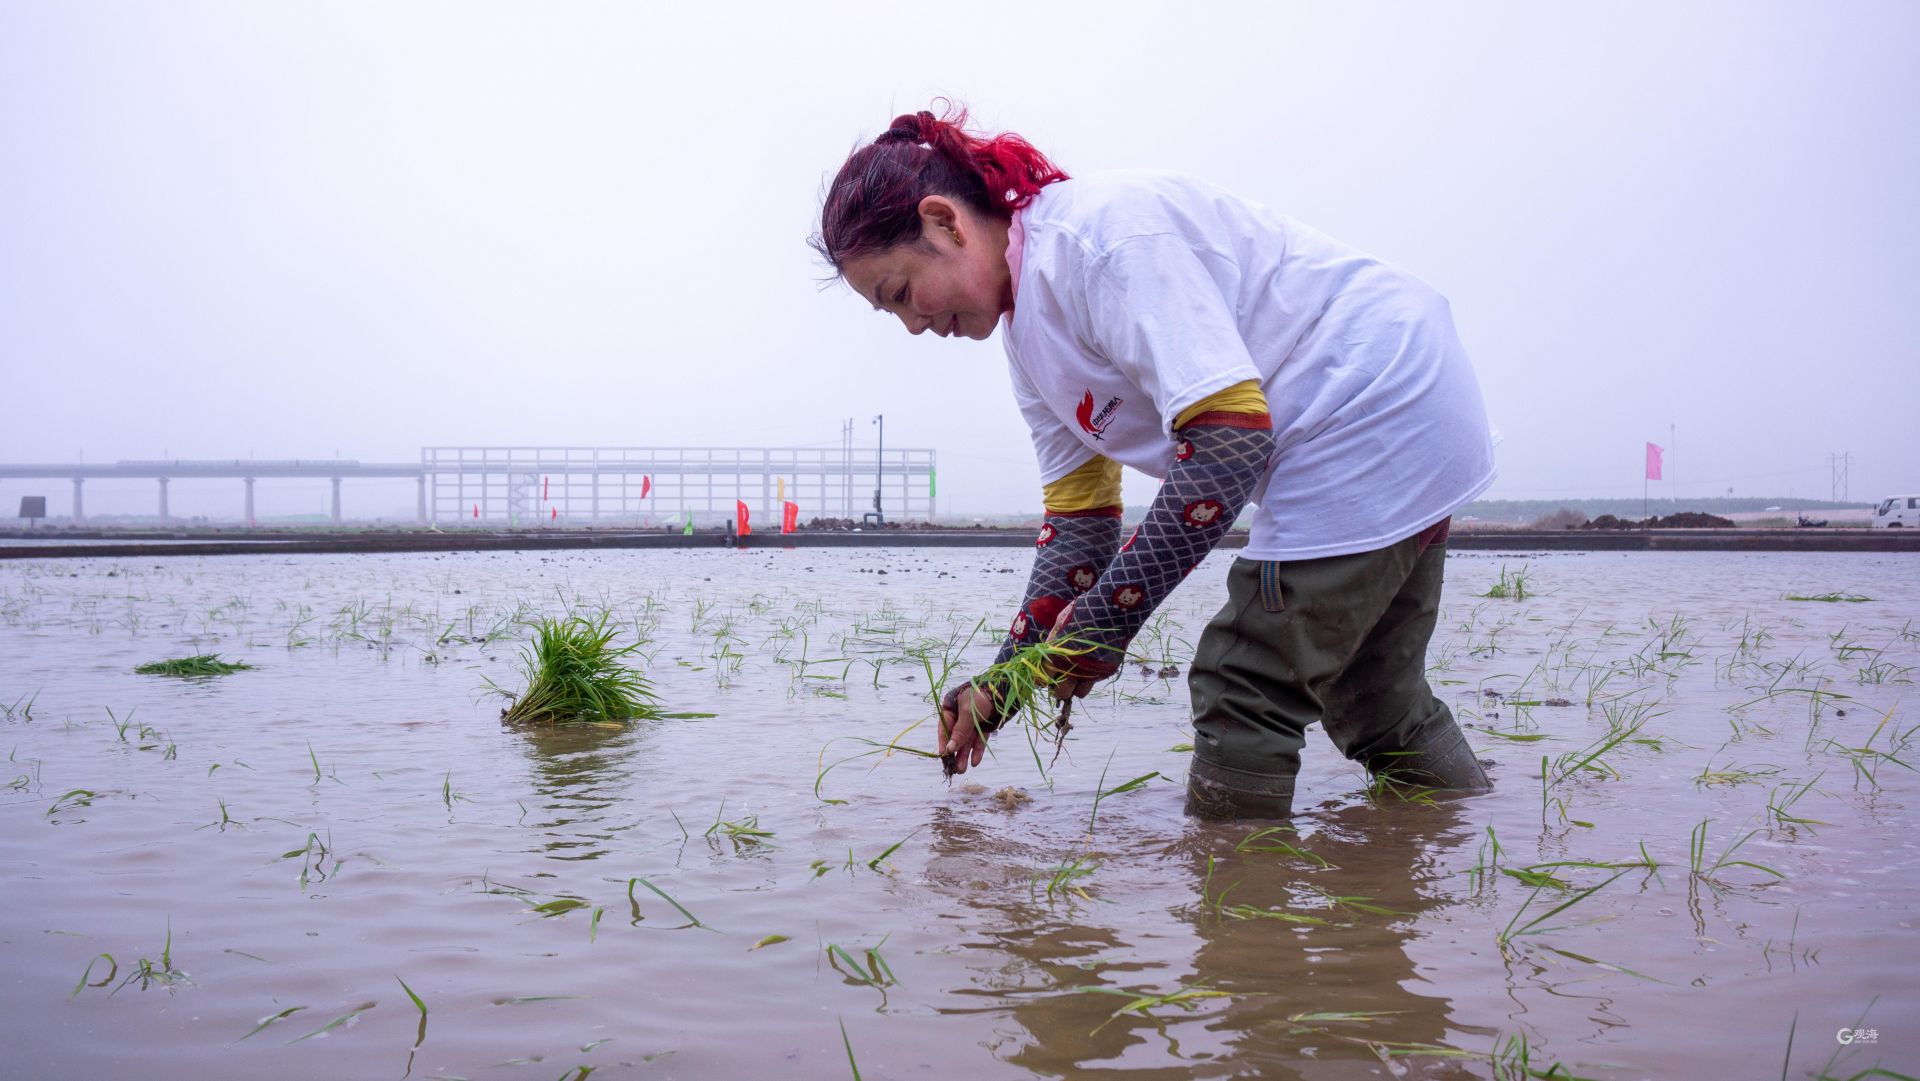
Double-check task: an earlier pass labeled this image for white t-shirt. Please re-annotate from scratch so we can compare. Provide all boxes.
[1001,170,1497,561]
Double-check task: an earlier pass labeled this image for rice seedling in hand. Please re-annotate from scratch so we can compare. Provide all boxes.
[941,634,1099,778]
[135,654,254,677]
[493,611,661,726]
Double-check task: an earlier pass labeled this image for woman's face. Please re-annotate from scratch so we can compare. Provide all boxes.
[840,195,1013,342]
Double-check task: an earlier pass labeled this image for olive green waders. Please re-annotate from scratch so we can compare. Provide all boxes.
[1186,525,1489,819]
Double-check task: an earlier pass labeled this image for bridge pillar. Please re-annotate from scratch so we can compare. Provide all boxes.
[415,475,426,524]
[157,477,169,523]
[71,478,85,523]
[330,477,342,523]
[244,477,255,526]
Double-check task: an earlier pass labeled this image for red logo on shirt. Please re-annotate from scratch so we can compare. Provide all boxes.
[1112,584,1145,609]
[1068,565,1097,593]
[1075,391,1124,441]
[1036,523,1056,547]
[1010,611,1031,638]
[1174,439,1194,462]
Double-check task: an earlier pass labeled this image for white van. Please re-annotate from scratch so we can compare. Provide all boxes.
[1873,495,1920,528]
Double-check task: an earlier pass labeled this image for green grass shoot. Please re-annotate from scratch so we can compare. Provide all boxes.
[1075,983,1233,1034]
[628,876,710,930]
[826,941,898,1002]
[239,1004,307,1040]
[134,653,254,677]
[287,1000,377,1044]
[1476,565,1533,600]
[838,1017,862,1081]
[1235,825,1331,869]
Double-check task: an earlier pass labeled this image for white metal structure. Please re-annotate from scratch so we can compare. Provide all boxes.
[1872,494,1920,528]
[421,446,936,526]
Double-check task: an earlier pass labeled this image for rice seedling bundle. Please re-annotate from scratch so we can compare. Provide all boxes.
[498,613,660,725]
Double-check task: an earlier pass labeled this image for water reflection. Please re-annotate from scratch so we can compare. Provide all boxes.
[509,722,643,862]
[927,797,1486,1079]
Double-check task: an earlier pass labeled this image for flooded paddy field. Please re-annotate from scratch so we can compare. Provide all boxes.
[1,547,1915,1080]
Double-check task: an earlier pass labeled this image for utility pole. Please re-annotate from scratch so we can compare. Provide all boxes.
[866,414,886,526]
[1830,452,1851,502]
[842,418,854,517]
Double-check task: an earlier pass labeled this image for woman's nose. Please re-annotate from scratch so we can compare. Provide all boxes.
[900,312,932,335]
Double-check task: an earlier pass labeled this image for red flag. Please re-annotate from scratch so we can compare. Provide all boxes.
[473,503,479,519]
[551,507,557,521]
[1645,442,1664,481]
[542,476,549,501]
[735,500,751,535]
[641,475,652,499]
[781,501,798,534]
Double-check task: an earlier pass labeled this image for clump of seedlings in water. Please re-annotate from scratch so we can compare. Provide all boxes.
[1476,564,1534,601]
[134,654,254,677]
[492,611,661,726]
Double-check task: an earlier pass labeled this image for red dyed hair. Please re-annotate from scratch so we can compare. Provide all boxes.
[810,102,1069,270]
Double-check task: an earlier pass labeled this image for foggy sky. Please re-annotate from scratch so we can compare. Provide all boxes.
[3,2,1915,520]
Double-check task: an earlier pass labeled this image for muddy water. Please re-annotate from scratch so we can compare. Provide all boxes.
[1,548,1915,1080]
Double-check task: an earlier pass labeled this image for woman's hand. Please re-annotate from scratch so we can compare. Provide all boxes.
[939,602,1096,775]
[938,684,998,774]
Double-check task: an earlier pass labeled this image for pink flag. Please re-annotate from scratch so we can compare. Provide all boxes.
[1645,442,1664,481]
[641,475,652,499]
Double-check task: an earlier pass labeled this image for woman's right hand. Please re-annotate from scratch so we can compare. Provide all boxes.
[938,683,1000,774]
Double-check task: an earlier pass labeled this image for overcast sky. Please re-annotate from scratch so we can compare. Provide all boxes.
[3,2,1914,520]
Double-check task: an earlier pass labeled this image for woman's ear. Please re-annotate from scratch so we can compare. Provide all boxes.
[918,195,963,246]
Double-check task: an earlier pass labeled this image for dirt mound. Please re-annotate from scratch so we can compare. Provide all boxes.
[1585,512,1735,529]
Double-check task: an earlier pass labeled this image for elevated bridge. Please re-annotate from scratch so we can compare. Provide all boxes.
[0,446,937,526]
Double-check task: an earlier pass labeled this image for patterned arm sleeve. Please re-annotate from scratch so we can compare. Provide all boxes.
[940,455,1122,727]
[1053,404,1275,679]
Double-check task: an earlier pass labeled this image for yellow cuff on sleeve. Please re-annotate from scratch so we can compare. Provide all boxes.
[1042,455,1123,513]
[1174,379,1269,429]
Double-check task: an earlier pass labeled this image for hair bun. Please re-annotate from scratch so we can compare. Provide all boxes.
[882,110,945,146]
